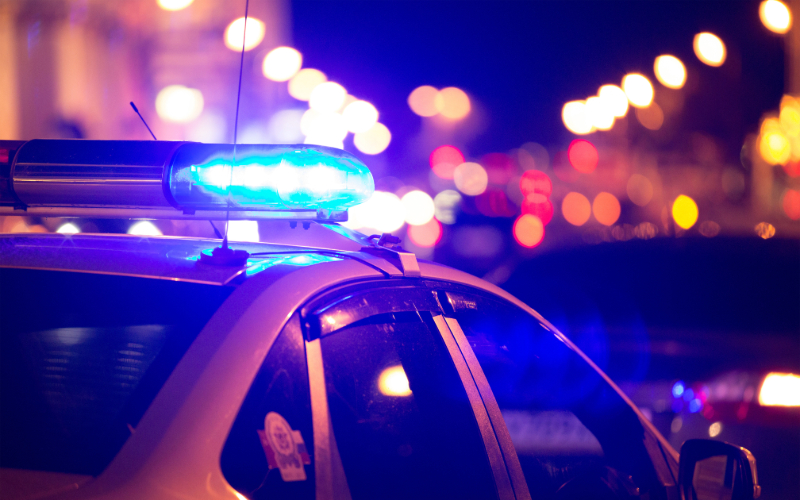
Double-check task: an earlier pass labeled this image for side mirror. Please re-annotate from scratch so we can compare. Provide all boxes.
[679,439,761,500]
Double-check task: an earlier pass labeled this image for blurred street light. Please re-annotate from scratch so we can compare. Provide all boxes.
[654,55,687,89]
[157,0,194,11]
[759,0,793,34]
[693,32,726,67]
[289,69,327,101]
[224,17,265,52]
[562,100,595,135]
[622,73,654,108]
[598,85,629,118]
[155,85,204,123]
[262,47,302,82]
[354,122,391,154]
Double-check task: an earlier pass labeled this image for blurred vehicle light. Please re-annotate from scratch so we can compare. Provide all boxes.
[758,373,800,406]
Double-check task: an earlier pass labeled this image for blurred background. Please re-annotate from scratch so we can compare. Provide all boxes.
[1,0,798,497]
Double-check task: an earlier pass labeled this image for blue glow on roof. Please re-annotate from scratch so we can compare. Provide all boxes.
[188,251,342,277]
[168,144,374,212]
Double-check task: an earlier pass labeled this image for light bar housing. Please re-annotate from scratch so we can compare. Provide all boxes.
[0,140,374,221]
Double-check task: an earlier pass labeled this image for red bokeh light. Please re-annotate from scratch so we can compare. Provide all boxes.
[513,214,545,248]
[407,218,442,247]
[519,170,552,197]
[783,189,800,220]
[521,193,553,225]
[568,139,598,174]
[481,153,515,185]
[783,160,800,178]
[429,145,464,179]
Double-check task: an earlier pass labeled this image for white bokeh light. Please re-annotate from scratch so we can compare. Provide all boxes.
[226,220,260,242]
[157,0,194,11]
[224,17,265,52]
[262,47,302,82]
[454,162,488,196]
[562,101,594,135]
[342,100,379,133]
[309,82,347,113]
[56,222,80,234]
[155,85,204,123]
[344,191,405,233]
[354,122,391,155]
[401,190,435,226]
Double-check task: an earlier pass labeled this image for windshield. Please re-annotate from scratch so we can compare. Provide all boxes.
[0,268,233,476]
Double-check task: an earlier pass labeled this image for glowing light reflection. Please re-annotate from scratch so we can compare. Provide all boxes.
[378,365,412,396]
[759,372,800,406]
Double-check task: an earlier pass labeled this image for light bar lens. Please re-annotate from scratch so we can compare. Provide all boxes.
[168,144,374,211]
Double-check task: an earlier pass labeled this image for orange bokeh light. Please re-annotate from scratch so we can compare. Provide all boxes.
[513,214,545,248]
[568,139,598,173]
[783,189,800,220]
[408,218,443,247]
[561,192,591,226]
[522,193,553,225]
[519,170,552,197]
[429,145,465,179]
[593,192,621,226]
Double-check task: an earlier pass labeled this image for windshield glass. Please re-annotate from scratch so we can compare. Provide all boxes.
[0,268,233,476]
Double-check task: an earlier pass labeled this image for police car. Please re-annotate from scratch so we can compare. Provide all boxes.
[0,139,760,500]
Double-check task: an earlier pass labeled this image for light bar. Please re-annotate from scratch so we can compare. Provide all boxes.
[0,140,374,221]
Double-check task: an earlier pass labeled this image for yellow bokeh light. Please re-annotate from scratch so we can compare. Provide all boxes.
[224,17,265,52]
[562,101,595,135]
[754,222,776,239]
[693,32,726,67]
[408,86,441,117]
[598,85,629,118]
[354,122,391,155]
[435,87,471,120]
[654,55,687,89]
[592,192,621,226]
[672,194,698,229]
[288,68,327,101]
[157,0,194,11]
[262,47,302,82]
[561,192,592,226]
[342,100,379,134]
[626,174,654,206]
[759,372,800,406]
[779,96,800,137]
[378,365,412,397]
[635,102,664,131]
[401,190,436,226]
[309,82,347,113]
[155,85,204,123]
[622,73,654,108]
[760,0,792,34]
[585,96,615,131]
[453,162,488,196]
[759,130,791,165]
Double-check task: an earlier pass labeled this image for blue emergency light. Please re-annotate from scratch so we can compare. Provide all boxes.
[0,140,374,221]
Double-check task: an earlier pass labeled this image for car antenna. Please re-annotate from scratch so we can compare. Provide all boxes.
[198,0,250,266]
[129,102,157,140]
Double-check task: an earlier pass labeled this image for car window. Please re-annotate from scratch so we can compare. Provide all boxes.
[0,268,233,476]
[319,310,499,500]
[221,314,315,500]
[445,291,662,499]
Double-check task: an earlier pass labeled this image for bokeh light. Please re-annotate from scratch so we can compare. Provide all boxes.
[626,174,654,206]
[262,47,302,82]
[408,86,441,117]
[56,222,80,234]
[288,68,327,101]
[672,194,699,229]
[408,219,443,248]
[224,17,265,52]
[453,162,488,196]
[309,82,347,113]
[592,192,621,226]
[759,129,791,165]
[346,191,405,233]
[754,222,776,239]
[378,365,412,397]
[300,109,347,145]
[341,100,378,134]
[227,220,260,242]
[598,85,629,118]
[562,100,594,135]
[760,0,792,34]
[759,372,800,406]
[354,122,391,155]
[562,192,592,226]
[708,422,722,438]
[266,109,304,143]
[513,214,545,248]
[519,170,552,197]
[522,193,553,225]
[430,145,465,180]
[635,102,665,131]
[568,139,599,173]
[433,190,462,224]
[435,87,471,120]
[155,85,204,123]
[654,55,687,89]
[401,190,435,225]
[128,221,162,236]
[783,189,800,220]
[693,32,726,67]
[622,73,654,108]
[157,0,194,11]
[585,96,615,131]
